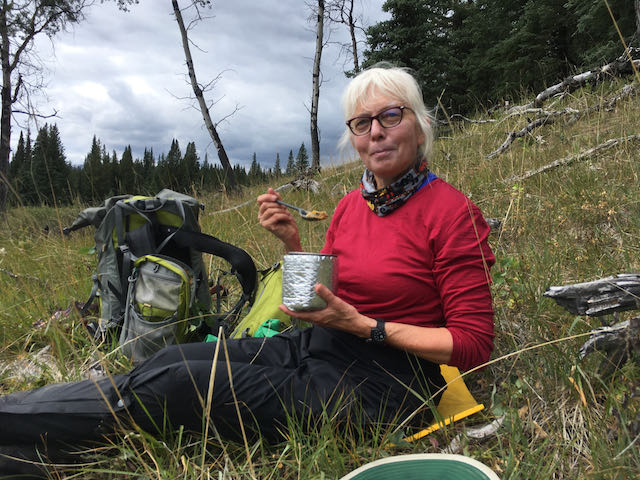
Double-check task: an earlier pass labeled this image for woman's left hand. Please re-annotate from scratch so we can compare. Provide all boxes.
[279,283,455,365]
[279,283,374,338]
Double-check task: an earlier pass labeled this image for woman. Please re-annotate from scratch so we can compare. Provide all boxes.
[0,65,493,474]
[259,65,494,372]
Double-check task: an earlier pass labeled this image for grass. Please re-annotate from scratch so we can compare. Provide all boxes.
[1,76,639,478]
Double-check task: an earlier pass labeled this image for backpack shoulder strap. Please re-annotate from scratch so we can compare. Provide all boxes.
[161,226,257,298]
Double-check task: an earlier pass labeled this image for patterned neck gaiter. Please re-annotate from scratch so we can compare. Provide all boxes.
[359,160,437,216]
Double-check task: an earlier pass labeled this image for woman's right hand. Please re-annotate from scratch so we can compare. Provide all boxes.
[257,188,302,252]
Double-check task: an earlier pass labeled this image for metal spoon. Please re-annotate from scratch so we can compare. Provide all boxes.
[276,199,328,221]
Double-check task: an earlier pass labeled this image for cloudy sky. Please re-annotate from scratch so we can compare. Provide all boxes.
[19,0,389,170]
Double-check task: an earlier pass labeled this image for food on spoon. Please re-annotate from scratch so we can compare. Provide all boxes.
[305,210,328,220]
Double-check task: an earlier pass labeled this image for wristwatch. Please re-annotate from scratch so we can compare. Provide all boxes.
[368,319,386,343]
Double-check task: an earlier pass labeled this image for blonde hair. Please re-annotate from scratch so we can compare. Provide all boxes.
[338,63,435,163]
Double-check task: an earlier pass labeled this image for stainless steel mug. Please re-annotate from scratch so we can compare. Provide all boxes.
[282,252,338,311]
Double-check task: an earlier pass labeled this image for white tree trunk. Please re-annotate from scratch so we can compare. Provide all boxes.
[171,0,237,190]
[310,0,324,173]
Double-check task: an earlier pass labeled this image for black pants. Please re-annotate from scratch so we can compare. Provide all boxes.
[0,327,444,446]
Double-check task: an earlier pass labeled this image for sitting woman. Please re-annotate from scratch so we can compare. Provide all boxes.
[0,64,494,474]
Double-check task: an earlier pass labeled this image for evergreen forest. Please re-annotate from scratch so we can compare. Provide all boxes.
[8,127,310,205]
[6,0,638,207]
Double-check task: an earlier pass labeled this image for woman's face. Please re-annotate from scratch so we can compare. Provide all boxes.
[350,92,424,189]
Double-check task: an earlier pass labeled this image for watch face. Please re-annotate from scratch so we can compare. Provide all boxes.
[371,323,386,343]
[371,329,385,342]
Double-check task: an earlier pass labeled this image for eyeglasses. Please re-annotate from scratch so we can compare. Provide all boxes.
[346,106,412,136]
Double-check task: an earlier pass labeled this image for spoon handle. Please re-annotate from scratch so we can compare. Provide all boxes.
[276,199,308,216]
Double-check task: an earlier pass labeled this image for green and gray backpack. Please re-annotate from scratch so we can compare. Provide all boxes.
[65,189,257,362]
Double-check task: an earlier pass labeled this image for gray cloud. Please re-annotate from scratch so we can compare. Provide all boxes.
[18,0,388,170]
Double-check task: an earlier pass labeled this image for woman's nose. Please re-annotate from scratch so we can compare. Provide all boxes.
[369,117,386,138]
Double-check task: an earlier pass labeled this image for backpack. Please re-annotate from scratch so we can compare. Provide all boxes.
[65,189,257,362]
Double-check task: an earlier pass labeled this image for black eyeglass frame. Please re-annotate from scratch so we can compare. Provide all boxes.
[346,105,413,136]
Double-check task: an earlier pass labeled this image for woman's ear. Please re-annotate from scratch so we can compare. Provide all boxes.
[417,115,430,146]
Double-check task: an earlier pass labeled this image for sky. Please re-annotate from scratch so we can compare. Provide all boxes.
[18,0,390,170]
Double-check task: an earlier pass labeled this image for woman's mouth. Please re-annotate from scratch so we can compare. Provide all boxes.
[370,148,393,158]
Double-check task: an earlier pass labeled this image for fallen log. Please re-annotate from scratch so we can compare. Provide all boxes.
[545,275,640,376]
[543,273,640,317]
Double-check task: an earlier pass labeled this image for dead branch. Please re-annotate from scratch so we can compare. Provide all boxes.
[443,114,497,125]
[490,84,638,158]
[501,107,580,122]
[11,108,59,119]
[0,267,43,282]
[487,117,556,159]
[504,134,640,183]
[603,83,639,110]
[442,415,506,454]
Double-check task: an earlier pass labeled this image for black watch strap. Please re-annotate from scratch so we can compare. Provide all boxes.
[368,318,386,343]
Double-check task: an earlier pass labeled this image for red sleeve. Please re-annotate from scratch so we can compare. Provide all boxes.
[433,200,495,371]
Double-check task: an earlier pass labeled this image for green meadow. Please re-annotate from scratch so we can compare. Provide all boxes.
[1,78,639,479]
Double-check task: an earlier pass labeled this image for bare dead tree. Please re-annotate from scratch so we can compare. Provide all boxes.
[171,0,237,191]
[326,0,363,74]
[309,0,325,173]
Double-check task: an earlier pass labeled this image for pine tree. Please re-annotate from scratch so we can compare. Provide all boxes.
[295,143,309,174]
[23,130,33,203]
[29,125,49,204]
[81,136,103,202]
[182,142,199,192]
[47,124,70,204]
[101,147,117,198]
[165,139,182,190]
[120,145,135,193]
[29,124,69,205]
[249,152,262,184]
[286,150,295,175]
[363,0,453,109]
[274,152,281,177]
[8,131,26,203]
[141,147,156,193]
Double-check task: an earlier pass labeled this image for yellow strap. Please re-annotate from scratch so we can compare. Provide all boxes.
[402,365,484,443]
[403,404,485,442]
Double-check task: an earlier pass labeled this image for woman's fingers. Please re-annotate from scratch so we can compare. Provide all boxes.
[313,283,337,304]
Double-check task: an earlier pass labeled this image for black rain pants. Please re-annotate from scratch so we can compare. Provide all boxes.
[0,327,445,447]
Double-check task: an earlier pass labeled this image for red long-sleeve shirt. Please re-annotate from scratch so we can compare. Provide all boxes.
[321,178,495,371]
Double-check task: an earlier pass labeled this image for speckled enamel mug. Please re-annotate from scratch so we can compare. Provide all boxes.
[282,252,338,311]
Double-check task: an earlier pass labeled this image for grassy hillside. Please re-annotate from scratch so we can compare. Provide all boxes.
[1,77,639,478]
